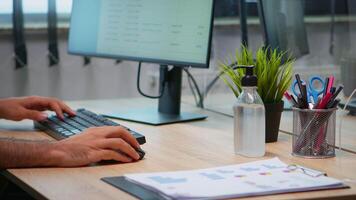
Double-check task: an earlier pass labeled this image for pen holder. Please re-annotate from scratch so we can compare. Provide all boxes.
[292,108,337,158]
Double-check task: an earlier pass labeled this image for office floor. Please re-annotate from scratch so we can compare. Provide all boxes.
[0,21,351,101]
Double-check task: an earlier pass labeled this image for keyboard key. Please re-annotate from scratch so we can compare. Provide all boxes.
[72,129,81,134]
[62,131,73,136]
[102,119,119,126]
[76,112,106,126]
[65,120,87,131]
[55,127,65,132]
[70,116,96,128]
[79,109,97,117]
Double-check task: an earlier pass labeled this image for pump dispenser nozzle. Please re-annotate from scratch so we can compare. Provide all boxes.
[233,65,257,87]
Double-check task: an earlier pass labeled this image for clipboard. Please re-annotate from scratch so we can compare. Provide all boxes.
[102,176,166,200]
[102,176,349,200]
[101,158,350,199]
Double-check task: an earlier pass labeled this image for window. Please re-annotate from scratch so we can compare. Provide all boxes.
[0,0,72,28]
[0,0,72,14]
[0,0,12,14]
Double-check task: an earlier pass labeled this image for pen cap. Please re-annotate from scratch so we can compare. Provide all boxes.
[235,65,257,87]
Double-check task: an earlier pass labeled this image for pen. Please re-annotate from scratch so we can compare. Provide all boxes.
[314,100,339,153]
[330,87,336,94]
[314,96,322,109]
[291,95,298,107]
[331,85,343,100]
[314,98,340,154]
[331,99,341,108]
[301,82,309,109]
[295,74,306,100]
[326,85,344,108]
[284,92,297,107]
[323,77,329,96]
[316,93,333,109]
[297,95,304,109]
[326,76,335,95]
[326,98,341,109]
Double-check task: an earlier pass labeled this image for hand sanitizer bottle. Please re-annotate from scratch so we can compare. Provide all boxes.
[233,65,265,157]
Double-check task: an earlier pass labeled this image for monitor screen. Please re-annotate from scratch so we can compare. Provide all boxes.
[68,0,214,68]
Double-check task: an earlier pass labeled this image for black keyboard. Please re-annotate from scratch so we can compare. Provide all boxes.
[34,108,146,145]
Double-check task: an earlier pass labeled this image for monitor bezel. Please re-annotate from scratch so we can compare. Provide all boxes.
[68,0,215,69]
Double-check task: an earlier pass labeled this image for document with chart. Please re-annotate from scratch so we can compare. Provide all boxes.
[124,158,347,199]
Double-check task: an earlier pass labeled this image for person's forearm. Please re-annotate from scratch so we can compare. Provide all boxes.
[0,139,60,169]
[0,98,9,119]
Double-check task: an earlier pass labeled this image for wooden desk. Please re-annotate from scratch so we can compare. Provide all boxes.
[1,98,356,200]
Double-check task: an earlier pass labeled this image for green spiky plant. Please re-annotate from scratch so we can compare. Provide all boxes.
[220,46,294,103]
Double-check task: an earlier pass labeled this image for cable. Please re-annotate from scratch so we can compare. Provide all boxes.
[183,68,204,108]
[204,71,225,97]
[137,62,165,99]
[83,56,91,66]
[204,62,238,98]
[183,62,240,108]
[183,68,201,107]
[187,71,199,106]
[182,61,245,108]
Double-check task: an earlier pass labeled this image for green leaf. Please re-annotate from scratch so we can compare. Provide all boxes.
[219,45,295,103]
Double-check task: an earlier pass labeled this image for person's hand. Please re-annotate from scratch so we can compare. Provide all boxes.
[0,96,75,121]
[49,126,141,167]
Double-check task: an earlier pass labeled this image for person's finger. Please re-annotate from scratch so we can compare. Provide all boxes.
[21,96,47,110]
[98,138,140,160]
[48,101,64,119]
[99,149,133,163]
[23,97,74,117]
[57,101,76,116]
[22,109,48,121]
[100,126,140,149]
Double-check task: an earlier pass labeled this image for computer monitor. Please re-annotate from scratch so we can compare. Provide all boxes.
[68,0,215,125]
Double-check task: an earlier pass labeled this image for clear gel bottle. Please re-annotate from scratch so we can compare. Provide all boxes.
[233,66,265,157]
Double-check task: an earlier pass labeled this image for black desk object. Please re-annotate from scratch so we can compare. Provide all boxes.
[34,108,146,145]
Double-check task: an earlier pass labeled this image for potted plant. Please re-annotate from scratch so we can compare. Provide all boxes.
[220,46,294,143]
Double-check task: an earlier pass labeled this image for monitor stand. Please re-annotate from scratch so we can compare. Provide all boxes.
[103,65,207,125]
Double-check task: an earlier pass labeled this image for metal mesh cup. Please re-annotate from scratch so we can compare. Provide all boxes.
[292,108,337,158]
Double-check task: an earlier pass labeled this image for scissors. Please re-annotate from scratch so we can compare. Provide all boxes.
[291,76,325,104]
